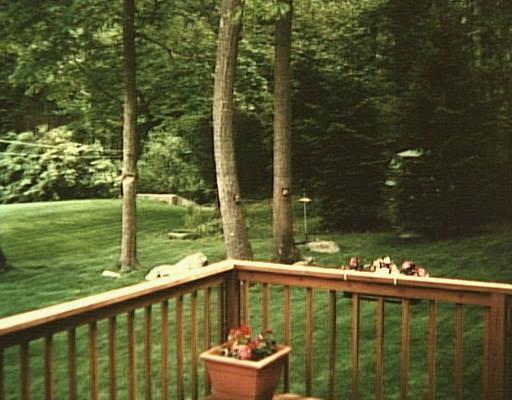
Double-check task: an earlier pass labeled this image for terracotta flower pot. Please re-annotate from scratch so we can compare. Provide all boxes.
[200,344,291,400]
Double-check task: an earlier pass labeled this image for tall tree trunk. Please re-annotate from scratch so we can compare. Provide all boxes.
[0,245,7,270]
[272,0,295,263]
[213,0,253,260]
[119,0,139,270]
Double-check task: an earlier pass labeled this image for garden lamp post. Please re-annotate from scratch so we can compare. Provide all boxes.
[298,195,312,243]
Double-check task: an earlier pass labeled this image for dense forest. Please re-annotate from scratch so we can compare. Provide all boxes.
[0,0,511,234]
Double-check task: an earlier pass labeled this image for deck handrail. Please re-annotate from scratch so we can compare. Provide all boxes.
[232,260,512,295]
[2,259,511,339]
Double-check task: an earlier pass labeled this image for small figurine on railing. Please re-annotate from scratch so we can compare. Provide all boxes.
[370,256,400,275]
[340,256,363,271]
[400,260,429,277]
[341,256,430,277]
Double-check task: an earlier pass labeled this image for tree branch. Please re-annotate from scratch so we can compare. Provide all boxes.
[137,31,179,60]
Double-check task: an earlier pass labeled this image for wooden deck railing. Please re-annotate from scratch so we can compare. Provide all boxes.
[0,259,510,400]
[0,261,233,400]
[233,261,512,400]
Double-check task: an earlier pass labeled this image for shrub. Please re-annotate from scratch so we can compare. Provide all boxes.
[0,126,120,203]
[137,130,213,202]
[387,149,497,234]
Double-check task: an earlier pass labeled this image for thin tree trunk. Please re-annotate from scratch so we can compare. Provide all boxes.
[272,0,295,263]
[119,0,139,270]
[213,0,253,260]
[0,245,6,270]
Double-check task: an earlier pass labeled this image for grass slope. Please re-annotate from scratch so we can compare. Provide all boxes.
[0,199,225,317]
[0,199,511,399]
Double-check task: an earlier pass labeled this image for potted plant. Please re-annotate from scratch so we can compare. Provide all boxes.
[200,325,291,400]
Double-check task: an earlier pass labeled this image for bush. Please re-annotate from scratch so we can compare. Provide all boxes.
[388,150,499,234]
[183,206,221,237]
[0,126,120,203]
[137,129,213,203]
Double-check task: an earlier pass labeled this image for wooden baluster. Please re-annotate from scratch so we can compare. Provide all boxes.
[328,290,337,400]
[127,311,136,400]
[427,301,437,400]
[191,291,198,400]
[507,298,512,400]
[144,306,152,400]
[375,298,385,400]
[305,287,313,397]
[283,285,291,393]
[482,309,490,399]
[455,304,464,400]
[487,293,507,400]
[204,288,211,395]
[241,280,249,324]
[108,317,117,400]
[44,335,53,400]
[176,296,184,400]
[161,300,169,400]
[68,328,78,400]
[262,283,270,330]
[400,299,410,400]
[20,342,30,400]
[351,294,360,400]
[89,322,99,400]
[217,285,224,343]
[0,347,4,400]
[225,272,240,331]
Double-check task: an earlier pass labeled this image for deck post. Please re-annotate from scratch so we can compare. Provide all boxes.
[225,270,241,333]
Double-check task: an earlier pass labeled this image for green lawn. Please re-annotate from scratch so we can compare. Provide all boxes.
[0,199,225,318]
[1,199,511,399]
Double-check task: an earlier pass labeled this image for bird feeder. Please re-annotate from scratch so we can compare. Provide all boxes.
[298,195,312,243]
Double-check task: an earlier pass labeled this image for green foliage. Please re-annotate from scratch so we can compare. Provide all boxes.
[379,0,512,233]
[0,0,220,153]
[234,112,272,198]
[291,0,395,230]
[0,127,120,203]
[183,205,221,237]
[0,0,124,142]
[389,150,501,234]
[289,0,511,232]
[137,127,213,202]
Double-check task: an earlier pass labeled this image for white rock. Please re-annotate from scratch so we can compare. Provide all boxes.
[102,270,121,278]
[145,252,208,280]
[168,231,198,240]
[293,256,314,266]
[138,193,198,207]
[306,240,340,254]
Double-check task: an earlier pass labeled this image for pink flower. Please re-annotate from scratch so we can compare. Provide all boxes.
[238,345,252,360]
[220,325,278,361]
